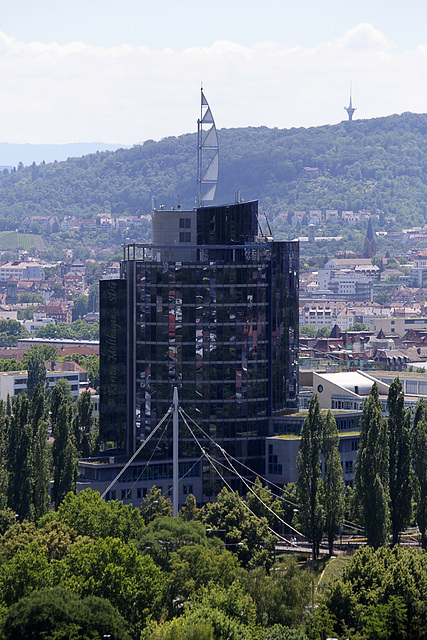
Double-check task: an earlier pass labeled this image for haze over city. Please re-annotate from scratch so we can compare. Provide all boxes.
[1,0,427,145]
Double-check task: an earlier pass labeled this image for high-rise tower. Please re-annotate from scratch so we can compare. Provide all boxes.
[345,86,356,121]
[85,93,299,507]
[99,201,299,502]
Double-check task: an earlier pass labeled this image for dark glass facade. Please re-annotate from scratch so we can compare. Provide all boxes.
[99,279,128,451]
[100,201,299,499]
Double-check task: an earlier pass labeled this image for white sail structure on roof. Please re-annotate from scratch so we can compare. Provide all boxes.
[197,88,219,206]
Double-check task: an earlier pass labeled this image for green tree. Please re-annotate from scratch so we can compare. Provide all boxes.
[316,326,331,338]
[0,319,28,347]
[0,359,25,372]
[296,395,324,559]
[72,294,89,321]
[1,587,132,640]
[412,401,427,550]
[73,389,95,457]
[22,343,57,365]
[51,397,77,509]
[142,618,214,640]
[299,325,317,338]
[88,282,99,313]
[179,493,202,521]
[166,543,239,615]
[18,292,44,304]
[47,489,145,542]
[0,401,9,509]
[0,519,80,563]
[322,410,345,555]
[325,546,427,639]
[141,485,173,524]
[35,319,99,341]
[348,322,370,331]
[0,542,52,607]
[7,395,34,521]
[60,536,165,633]
[49,378,73,432]
[23,345,46,399]
[243,560,311,629]
[354,383,390,549]
[136,516,210,572]
[30,384,50,521]
[387,378,412,546]
[204,486,276,567]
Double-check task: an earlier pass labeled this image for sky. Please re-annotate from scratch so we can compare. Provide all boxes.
[1,0,427,145]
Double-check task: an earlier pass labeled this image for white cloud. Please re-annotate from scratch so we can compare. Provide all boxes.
[335,23,393,51]
[0,25,425,144]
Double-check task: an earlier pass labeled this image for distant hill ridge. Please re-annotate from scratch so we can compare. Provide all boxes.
[0,142,127,169]
[0,112,427,227]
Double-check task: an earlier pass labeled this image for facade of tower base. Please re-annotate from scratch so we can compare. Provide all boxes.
[79,201,299,508]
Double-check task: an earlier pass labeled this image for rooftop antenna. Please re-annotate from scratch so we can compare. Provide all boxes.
[344,82,356,121]
[197,85,219,207]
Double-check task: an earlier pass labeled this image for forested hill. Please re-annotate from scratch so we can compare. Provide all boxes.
[1,111,427,227]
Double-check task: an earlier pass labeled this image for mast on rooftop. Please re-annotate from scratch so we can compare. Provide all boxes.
[197,87,219,207]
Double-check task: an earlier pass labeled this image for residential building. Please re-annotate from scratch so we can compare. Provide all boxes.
[33,303,72,324]
[0,261,45,282]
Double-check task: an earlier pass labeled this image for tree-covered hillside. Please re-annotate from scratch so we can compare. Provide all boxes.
[1,112,427,227]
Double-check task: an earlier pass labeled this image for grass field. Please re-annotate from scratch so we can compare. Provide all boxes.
[315,555,353,600]
[0,231,45,251]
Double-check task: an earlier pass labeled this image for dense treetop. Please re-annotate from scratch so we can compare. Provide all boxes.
[1,112,427,227]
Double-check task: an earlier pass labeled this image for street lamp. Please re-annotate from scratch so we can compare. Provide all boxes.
[148,499,158,521]
[206,528,227,550]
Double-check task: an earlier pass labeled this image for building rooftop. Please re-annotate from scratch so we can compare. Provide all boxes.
[319,371,379,396]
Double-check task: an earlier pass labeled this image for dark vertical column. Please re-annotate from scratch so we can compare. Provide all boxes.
[99,278,128,451]
[126,260,137,455]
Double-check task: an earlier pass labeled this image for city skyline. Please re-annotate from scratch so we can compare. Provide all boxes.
[1,1,427,144]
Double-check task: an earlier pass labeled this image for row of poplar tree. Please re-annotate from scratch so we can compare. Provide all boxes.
[296,378,427,557]
[0,380,95,522]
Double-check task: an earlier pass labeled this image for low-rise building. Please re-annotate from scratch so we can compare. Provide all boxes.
[0,261,45,282]
[34,303,72,324]
[0,361,88,400]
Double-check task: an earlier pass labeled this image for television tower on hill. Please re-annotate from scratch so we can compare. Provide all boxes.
[344,84,356,121]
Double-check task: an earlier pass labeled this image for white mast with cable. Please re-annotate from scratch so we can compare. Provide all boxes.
[172,387,179,517]
[197,87,219,207]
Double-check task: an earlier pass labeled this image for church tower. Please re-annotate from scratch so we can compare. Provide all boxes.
[364,217,376,258]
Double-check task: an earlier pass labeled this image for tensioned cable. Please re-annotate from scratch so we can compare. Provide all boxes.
[180,410,304,541]
[180,408,299,502]
[210,432,304,537]
[179,408,301,510]
[163,454,205,499]
[179,409,365,533]
[183,416,274,535]
[179,408,300,520]
[197,445,294,544]
[100,405,173,499]
[184,442,302,537]
[123,414,172,497]
[180,409,362,540]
